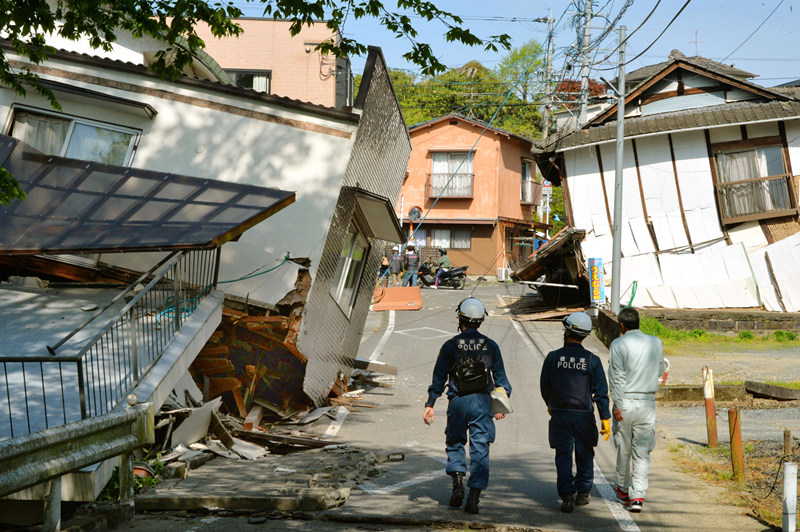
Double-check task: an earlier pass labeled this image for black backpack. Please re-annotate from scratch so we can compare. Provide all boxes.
[451,339,489,395]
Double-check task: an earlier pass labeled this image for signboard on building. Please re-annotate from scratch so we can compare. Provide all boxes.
[589,258,605,305]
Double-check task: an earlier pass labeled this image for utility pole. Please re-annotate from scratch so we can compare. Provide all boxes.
[578,0,593,126]
[610,26,626,314]
[541,11,555,142]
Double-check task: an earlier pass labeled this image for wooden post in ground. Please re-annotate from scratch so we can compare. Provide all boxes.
[728,406,745,485]
[703,366,718,448]
[785,429,792,457]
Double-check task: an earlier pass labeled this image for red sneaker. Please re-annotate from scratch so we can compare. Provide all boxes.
[614,486,629,503]
[627,498,644,512]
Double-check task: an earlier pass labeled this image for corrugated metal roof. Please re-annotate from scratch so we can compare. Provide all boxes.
[0,135,295,255]
[538,100,800,152]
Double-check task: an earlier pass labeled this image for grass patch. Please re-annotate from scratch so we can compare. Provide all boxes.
[640,316,800,351]
[717,379,800,390]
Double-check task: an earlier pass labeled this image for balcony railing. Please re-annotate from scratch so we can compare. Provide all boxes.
[0,249,219,439]
[427,173,474,198]
[716,174,798,225]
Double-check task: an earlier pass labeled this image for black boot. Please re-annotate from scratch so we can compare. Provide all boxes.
[561,493,575,513]
[464,488,481,514]
[449,473,465,507]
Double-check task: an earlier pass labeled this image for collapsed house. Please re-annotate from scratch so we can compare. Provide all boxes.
[524,50,800,311]
[0,36,410,413]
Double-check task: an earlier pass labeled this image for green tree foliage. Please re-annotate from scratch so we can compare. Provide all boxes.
[388,39,545,139]
[0,0,512,205]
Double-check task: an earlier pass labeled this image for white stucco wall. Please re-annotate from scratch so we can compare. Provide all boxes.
[0,51,359,305]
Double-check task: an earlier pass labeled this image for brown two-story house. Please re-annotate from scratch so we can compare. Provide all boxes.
[400,114,542,279]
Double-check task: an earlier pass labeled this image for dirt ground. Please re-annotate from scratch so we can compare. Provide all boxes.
[663,343,800,386]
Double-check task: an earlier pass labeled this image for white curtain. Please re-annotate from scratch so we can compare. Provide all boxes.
[432,153,473,196]
[252,75,269,93]
[11,111,70,155]
[431,229,450,248]
[452,229,471,249]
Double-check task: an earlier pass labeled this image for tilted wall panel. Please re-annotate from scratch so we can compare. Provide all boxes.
[298,51,412,405]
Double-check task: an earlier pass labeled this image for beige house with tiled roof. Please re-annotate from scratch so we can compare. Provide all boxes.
[527,50,800,312]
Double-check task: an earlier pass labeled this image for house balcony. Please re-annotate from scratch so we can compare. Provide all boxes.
[427,172,474,199]
[716,174,798,225]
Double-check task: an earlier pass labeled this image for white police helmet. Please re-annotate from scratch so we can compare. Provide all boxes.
[457,297,487,324]
[563,311,592,337]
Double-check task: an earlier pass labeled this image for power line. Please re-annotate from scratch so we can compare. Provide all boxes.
[594,0,663,65]
[721,0,784,62]
[598,0,693,71]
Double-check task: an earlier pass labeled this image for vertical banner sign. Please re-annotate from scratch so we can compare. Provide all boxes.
[589,258,605,305]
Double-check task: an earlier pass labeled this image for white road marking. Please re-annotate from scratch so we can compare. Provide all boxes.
[359,470,444,495]
[512,310,639,532]
[324,310,396,439]
[594,462,641,532]
[322,405,349,440]
[511,318,542,358]
[369,310,396,361]
[394,326,451,339]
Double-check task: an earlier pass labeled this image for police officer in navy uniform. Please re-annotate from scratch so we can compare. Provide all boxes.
[540,312,611,513]
[423,298,512,514]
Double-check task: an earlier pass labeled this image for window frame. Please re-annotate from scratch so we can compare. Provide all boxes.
[430,227,471,250]
[8,104,140,166]
[226,69,272,94]
[428,151,475,198]
[521,158,536,204]
[329,222,371,317]
[710,136,797,224]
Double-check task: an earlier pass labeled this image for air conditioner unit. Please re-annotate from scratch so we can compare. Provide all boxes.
[497,268,511,282]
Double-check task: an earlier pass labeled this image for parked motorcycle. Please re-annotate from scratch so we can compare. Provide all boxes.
[418,261,468,289]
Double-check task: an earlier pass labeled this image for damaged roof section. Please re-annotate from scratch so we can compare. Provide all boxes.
[0,135,295,255]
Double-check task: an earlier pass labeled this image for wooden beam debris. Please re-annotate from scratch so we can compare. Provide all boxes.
[232,429,329,449]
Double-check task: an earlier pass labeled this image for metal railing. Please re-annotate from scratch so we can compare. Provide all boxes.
[717,174,797,224]
[0,249,219,439]
[426,172,474,198]
[0,401,154,528]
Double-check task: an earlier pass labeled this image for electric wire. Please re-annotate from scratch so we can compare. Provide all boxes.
[597,0,693,71]
[594,0,663,66]
[721,0,784,63]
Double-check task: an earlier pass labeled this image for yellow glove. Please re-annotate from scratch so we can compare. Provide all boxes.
[600,419,611,441]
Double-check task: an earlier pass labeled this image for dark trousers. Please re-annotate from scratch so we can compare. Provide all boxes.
[444,393,495,490]
[549,411,598,498]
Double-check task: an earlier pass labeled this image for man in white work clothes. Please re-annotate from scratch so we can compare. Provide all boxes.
[608,307,665,513]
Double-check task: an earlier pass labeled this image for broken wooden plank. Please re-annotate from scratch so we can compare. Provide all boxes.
[745,380,800,401]
[207,377,242,398]
[192,358,235,374]
[352,358,398,375]
[197,345,230,358]
[244,405,265,431]
[232,429,329,449]
[231,387,248,418]
[209,411,236,449]
[222,307,248,319]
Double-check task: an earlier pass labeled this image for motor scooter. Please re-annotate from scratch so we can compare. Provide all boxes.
[418,261,468,289]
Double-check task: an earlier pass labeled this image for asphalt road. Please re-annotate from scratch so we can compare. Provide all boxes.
[123,282,771,532]
[325,282,768,532]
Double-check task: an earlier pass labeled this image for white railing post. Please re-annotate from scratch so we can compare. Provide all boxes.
[784,461,797,532]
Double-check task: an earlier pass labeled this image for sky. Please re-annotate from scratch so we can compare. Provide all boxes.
[229,0,800,89]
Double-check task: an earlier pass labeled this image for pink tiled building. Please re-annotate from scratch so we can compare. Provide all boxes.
[195,18,353,108]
